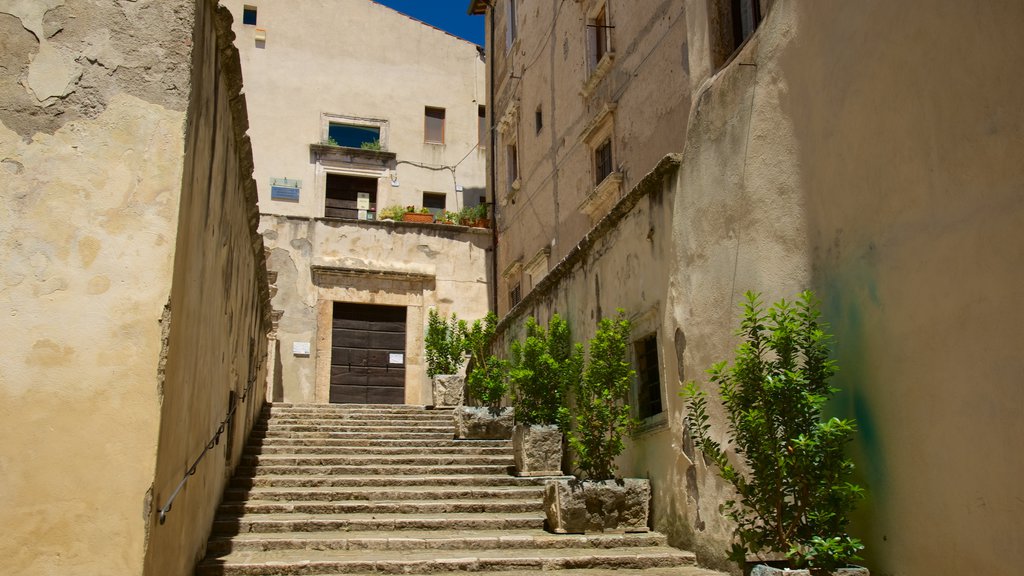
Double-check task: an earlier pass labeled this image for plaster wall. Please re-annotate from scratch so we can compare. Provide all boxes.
[262,215,491,404]
[668,1,1024,573]
[142,2,270,575]
[0,1,193,573]
[222,0,487,218]
[487,0,693,314]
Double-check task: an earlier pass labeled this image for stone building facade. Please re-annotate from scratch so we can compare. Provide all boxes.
[223,0,492,405]
[0,1,270,575]
[473,0,1024,574]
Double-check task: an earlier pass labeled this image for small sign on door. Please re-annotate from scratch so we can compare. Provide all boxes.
[388,353,404,365]
[356,192,371,210]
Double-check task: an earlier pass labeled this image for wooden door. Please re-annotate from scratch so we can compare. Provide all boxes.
[329,302,406,404]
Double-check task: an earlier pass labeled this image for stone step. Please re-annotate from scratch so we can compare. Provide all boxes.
[205,529,667,555]
[265,411,453,419]
[230,474,562,489]
[211,512,546,535]
[234,463,512,476]
[240,454,512,467]
[195,546,696,575]
[249,430,455,440]
[278,569,725,576]
[223,486,544,502]
[268,403,451,411]
[248,438,509,448]
[218,498,542,516]
[253,424,454,434]
[245,444,510,456]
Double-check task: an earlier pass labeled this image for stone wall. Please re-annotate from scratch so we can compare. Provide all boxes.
[0,1,269,574]
[0,0,194,573]
[142,2,270,574]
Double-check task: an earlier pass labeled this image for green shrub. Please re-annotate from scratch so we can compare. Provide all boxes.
[360,138,382,151]
[465,312,508,414]
[682,291,865,574]
[424,309,467,378]
[510,315,582,428]
[568,310,636,480]
[378,205,408,220]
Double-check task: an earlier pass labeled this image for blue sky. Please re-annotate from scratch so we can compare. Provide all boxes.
[374,0,485,46]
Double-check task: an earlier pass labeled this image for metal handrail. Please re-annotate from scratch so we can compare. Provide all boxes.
[157,371,260,525]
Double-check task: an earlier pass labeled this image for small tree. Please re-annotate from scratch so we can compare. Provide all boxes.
[510,314,583,428]
[465,312,508,414]
[569,310,637,480]
[425,309,467,378]
[683,291,865,575]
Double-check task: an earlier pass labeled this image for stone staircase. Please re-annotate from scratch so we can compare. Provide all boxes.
[196,403,723,575]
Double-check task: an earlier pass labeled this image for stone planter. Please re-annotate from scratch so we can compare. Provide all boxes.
[512,424,563,476]
[431,374,464,407]
[543,478,650,533]
[750,565,869,576]
[454,406,514,439]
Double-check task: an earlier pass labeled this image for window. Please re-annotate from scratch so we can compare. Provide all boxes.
[594,138,613,185]
[635,334,663,420]
[422,192,446,218]
[425,107,446,144]
[242,5,257,25]
[505,0,518,51]
[509,282,522,308]
[328,123,381,149]
[325,174,377,220]
[593,6,609,65]
[478,105,487,147]
[535,105,543,134]
[507,141,519,186]
[731,0,762,50]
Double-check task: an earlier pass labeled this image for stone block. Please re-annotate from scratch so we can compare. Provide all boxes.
[454,406,514,439]
[512,424,563,476]
[750,565,869,576]
[432,375,465,407]
[543,478,650,534]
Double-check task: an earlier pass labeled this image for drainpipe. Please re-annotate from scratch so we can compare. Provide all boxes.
[488,4,499,315]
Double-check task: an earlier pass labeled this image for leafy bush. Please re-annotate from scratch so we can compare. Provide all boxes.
[510,315,582,428]
[682,291,865,574]
[465,312,508,414]
[360,138,382,151]
[568,310,636,480]
[424,309,467,378]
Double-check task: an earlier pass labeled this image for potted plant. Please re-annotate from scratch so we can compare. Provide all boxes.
[509,315,581,476]
[439,210,460,225]
[402,206,434,223]
[454,313,514,439]
[425,309,468,407]
[378,204,408,221]
[682,291,867,576]
[544,310,648,534]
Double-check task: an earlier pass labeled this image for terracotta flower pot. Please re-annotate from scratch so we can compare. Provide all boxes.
[402,212,434,223]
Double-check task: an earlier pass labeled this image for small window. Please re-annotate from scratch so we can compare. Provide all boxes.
[535,105,543,134]
[594,138,613,185]
[509,282,522,308]
[423,192,446,218]
[507,142,519,185]
[505,0,518,51]
[425,107,446,144]
[328,123,381,149]
[731,0,762,50]
[593,6,609,65]
[242,5,258,26]
[478,105,487,147]
[635,334,663,420]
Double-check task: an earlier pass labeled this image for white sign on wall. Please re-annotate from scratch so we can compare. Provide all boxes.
[293,341,311,356]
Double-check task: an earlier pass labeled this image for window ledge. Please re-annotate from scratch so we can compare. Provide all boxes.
[633,412,668,438]
[579,171,622,218]
[310,143,396,164]
[581,51,615,98]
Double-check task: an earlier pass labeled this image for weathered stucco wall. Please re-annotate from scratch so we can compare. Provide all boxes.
[262,215,491,404]
[0,0,193,573]
[0,1,269,574]
[142,2,270,575]
[669,1,1024,573]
